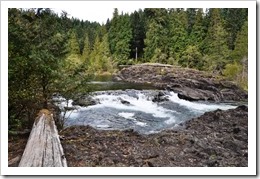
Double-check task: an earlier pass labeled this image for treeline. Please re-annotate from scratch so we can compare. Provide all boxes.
[8,8,248,130]
[106,8,247,80]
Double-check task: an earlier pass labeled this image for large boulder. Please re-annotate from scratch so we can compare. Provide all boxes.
[152,91,169,103]
[72,96,98,107]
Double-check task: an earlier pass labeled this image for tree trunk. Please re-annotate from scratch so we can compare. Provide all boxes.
[18,109,67,167]
[42,76,48,108]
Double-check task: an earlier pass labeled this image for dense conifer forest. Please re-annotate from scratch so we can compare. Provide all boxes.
[8,8,248,130]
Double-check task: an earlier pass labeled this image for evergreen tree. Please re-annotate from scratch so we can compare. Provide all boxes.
[224,20,248,90]
[202,8,230,72]
[108,8,119,55]
[105,18,111,32]
[8,7,249,130]
[108,10,132,65]
[168,8,188,64]
[188,8,206,48]
[232,20,248,63]
[8,8,67,128]
[81,33,91,63]
[186,8,197,35]
[65,30,82,68]
[114,14,132,64]
[144,8,169,63]
[68,30,80,54]
[179,45,204,70]
[130,9,146,60]
[25,9,67,107]
[221,8,248,50]
[89,34,115,73]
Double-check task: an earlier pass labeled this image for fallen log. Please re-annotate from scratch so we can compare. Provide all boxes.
[18,109,67,167]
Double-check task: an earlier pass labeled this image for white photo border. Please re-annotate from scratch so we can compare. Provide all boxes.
[1,0,256,176]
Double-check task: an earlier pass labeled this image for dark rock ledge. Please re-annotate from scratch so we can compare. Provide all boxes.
[113,63,248,102]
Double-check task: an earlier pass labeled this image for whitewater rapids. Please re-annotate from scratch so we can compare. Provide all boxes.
[55,90,237,134]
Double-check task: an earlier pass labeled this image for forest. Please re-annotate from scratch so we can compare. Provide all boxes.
[8,8,248,131]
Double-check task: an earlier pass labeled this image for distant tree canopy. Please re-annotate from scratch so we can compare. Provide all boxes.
[8,8,248,130]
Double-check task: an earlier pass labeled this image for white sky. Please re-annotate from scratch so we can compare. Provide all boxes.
[52,7,142,25]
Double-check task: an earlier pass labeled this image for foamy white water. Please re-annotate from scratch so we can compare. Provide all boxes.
[118,112,148,126]
[54,90,237,134]
[167,92,237,112]
[90,92,176,120]
[118,112,135,120]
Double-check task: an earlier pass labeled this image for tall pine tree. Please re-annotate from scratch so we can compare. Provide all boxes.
[144,8,169,63]
[108,9,132,65]
[221,8,248,50]
[89,34,115,74]
[202,8,230,73]
[81,33,91,63]
[188,8,206,48]
[130,9,146,60]
[168,8,188,64]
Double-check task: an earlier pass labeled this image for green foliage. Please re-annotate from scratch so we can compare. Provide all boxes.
[221,8,248,50]
[130,9,146,59]
[223,62,247,90]
[89,34,116,74]
[179,45,205,70]
[108,10,132,65]
[68,30,81,55]
[223,63,242,80]
[150,48,168,64]
[186,8,197,35]
[232,20,248,63]
[8,8,67,129]
[81,33,91,63]
[8,8,248,130]
[188,9,206,48]
[144,8,169,63]
[202,9,230,72]
[229,20,248,90]
[64,30,82,69]
[168,9,188,63]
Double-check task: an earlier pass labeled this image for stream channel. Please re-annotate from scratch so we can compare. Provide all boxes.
[54,75,238,134]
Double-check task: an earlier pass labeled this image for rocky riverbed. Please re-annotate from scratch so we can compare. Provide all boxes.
[113,63,248,102]
[59,105,248,167]
[57,64,248,167]
[8,106,248,167]
[8,63,248,167]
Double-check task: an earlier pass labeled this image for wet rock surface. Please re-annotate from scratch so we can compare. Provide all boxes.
[72,96,99,107]
[60,106,248,167]
[113,63,247,102]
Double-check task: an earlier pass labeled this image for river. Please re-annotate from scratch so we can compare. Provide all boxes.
[54,75,238,134]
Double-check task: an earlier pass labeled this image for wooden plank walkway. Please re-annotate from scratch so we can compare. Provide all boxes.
[18,109,67,167]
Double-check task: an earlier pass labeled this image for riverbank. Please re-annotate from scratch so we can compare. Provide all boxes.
[8,64,248,167]
[8,105,248,167]
[113,63,248,102]
[59,105,247,167]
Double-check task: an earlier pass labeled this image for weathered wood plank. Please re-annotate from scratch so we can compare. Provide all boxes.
[18,109,67,167]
